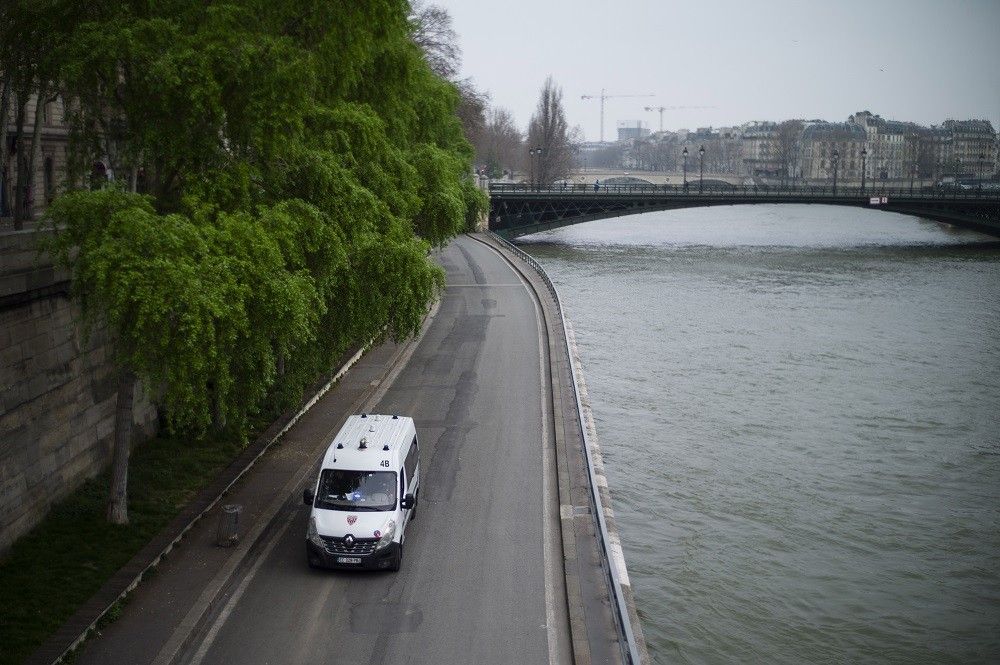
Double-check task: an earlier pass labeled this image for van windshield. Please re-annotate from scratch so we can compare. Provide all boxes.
[314,469,397,512]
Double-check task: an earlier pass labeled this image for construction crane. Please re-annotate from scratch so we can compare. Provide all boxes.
[581,89,654,142]
[644,105,717,132]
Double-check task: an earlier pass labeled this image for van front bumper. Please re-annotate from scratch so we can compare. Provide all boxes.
[306,540,399,570]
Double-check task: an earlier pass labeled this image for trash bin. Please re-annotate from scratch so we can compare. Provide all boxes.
[217,504,242,547]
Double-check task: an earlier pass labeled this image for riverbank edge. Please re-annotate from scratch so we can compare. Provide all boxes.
[475,232,651,665]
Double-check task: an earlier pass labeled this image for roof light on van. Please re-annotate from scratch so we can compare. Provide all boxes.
[383,444,390,451]
[336,443,343,449]
[369,425,376,432]
[361,413,367,418]
[392,414,398,419]
[359,437,368,450]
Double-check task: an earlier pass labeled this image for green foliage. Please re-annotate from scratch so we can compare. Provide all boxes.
[461,178,490,232]
[31,0,480,438]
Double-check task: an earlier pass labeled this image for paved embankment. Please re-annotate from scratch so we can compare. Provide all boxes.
[477,233,650,665]
[30,233,645,664]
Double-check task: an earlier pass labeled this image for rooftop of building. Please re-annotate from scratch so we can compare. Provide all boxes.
[801,122,867,141]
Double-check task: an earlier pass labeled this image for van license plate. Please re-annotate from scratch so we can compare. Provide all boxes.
[337,556,362,564]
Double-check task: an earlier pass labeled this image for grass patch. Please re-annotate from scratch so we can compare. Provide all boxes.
[0,434,242,665]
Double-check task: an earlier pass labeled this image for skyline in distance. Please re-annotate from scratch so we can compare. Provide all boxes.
[435,0,1000,141]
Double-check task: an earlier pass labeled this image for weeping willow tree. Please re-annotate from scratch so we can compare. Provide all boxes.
[29,0,485,524]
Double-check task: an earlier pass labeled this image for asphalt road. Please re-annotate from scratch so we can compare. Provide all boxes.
[168,235,571,665]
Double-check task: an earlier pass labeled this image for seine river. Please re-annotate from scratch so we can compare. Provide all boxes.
[519,205,1000,664]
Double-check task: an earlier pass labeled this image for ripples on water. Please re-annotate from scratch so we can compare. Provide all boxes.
[520,205,1000,664]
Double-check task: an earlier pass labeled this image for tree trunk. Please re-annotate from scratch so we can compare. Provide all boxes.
[107,369,137,525]
[25,83,47,220]
[12,88,27,229]
[0,75,10,217]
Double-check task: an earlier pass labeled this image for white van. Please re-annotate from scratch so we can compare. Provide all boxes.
[303,414,420,571]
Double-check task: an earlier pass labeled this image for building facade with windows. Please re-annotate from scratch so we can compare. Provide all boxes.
[2,91,71,222]
[798,122,867,182]
[740,121,781,177]
[943,119,996,180]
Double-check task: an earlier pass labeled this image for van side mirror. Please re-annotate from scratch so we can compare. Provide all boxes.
[401,493,414,510]
[303,488,315,505]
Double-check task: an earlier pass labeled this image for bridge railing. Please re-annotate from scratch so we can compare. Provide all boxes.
[489,182,1000,200]
[487,231,644,665]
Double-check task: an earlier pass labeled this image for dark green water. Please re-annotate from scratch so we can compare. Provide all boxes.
[520,205,1000,664]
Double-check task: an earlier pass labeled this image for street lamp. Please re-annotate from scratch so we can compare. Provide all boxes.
[529,146,543,189]
[698,145,705,194]
[831,148,840,195]
[860,148,867,194]
[682,146,689,191]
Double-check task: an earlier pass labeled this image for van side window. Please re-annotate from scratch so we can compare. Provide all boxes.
[400,469,406,497]
[404,437,418,480]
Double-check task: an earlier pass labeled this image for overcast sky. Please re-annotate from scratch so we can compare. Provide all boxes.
[434,0,1000,142]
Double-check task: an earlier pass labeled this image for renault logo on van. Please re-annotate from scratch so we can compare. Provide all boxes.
[344,535,355,547]
[347,515,357,525]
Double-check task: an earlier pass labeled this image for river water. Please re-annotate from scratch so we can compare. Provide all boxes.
[518,205,1000,664]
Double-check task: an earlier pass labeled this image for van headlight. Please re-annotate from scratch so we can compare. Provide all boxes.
[376,520,396,550]
[307,516,325,547]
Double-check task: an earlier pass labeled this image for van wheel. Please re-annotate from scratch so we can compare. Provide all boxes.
[390,544,403,572]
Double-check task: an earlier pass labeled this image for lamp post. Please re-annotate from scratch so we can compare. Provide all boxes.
[529,146,543,189]
[832,148,839,195]
[860,148,867,194]
[698,144,705,194]
[682,146,689,191]
[979,152,986,194]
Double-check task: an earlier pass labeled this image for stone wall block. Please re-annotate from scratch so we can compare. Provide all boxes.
[0,342,24,371]
[0,233,158,554]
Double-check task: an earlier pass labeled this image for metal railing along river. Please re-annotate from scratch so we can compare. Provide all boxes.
[489,182,1000,200]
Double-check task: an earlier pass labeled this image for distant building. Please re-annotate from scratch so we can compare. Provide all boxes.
[943,119,996,180]
[798,122,867,182]
[924,126,953,180]
[848,111,924,182]
[740,121,781,177]
[617,120,650,142]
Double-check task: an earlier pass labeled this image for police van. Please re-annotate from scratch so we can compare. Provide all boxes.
[303,414,419,571]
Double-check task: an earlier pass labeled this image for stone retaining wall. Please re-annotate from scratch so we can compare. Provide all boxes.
[0,229,157,555]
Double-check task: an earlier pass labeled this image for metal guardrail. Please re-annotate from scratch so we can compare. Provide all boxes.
[490,182,1000,200]
[488,232,642,665]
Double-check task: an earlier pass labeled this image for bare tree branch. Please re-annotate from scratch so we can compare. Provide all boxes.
[409,1,461,80]
[527,76,573,184]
